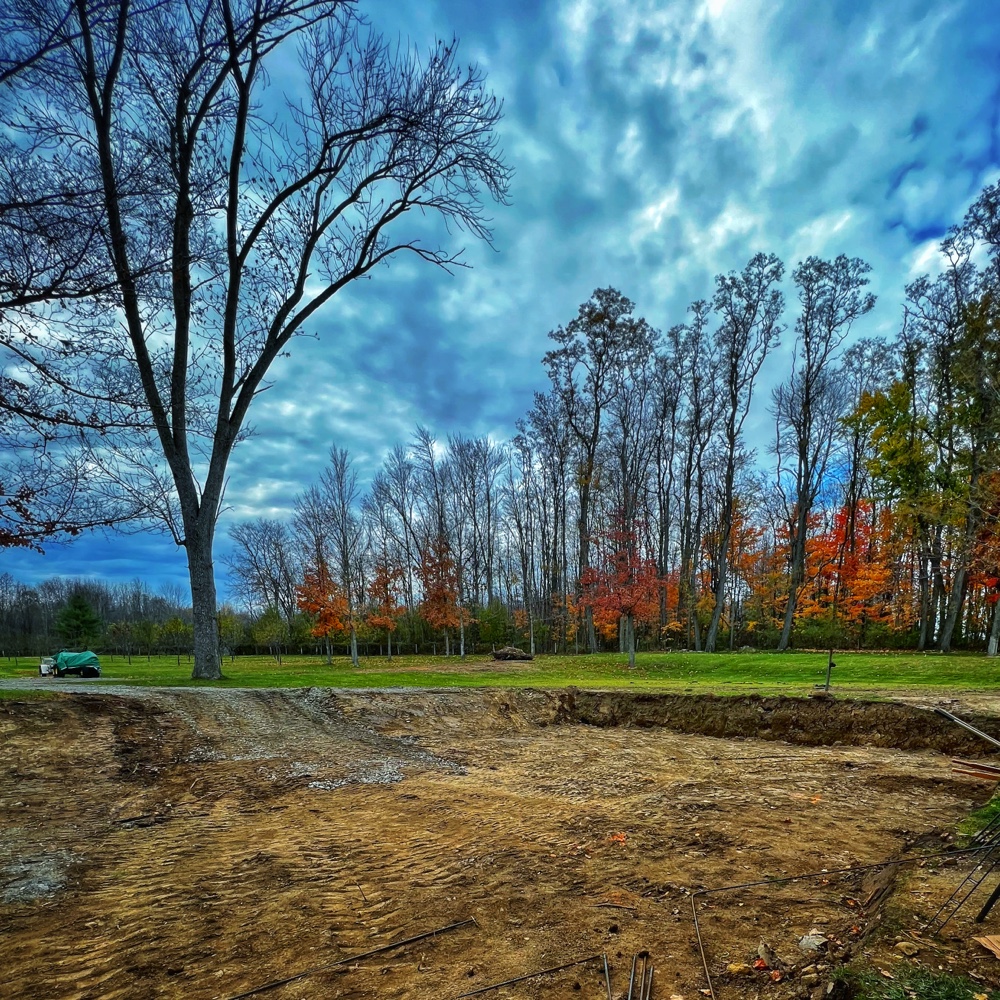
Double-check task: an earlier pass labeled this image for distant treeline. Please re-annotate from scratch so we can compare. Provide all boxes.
[222,183,1000,661]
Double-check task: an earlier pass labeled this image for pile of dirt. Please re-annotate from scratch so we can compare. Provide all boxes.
[491,646,534,661]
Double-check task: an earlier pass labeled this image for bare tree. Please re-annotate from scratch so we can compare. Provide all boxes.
[368,444,422,617]
[773,255,876,651]
[448,434,505,608]
[318,446,364,666]
[669,303,718,650]
[543,288,656,652]
[225,517,300,622]
[704,253,784,652]
[0,0,510,678]
[503,438,540,654]
[519,392,573,649]
[648,348,683,636]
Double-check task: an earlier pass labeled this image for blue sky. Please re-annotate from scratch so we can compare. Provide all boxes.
[6,0,1000,599]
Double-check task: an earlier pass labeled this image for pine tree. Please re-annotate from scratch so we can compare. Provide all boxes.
[54,594,103,649]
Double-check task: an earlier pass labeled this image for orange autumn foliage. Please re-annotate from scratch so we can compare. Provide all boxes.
[367,561,405,634]
[296,565,350,638]
[581,521,661,631]
[416,536,460,633]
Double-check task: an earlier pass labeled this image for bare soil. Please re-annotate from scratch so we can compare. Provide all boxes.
[2,687,1000,1000]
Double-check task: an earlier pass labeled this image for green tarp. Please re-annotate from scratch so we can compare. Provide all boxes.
[54,651,101,670]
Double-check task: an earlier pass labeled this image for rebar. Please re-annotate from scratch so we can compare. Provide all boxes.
[976,878,1000,923]
[934,707,1000,750]
[972,811,1000,847]
[925,826,1000,933]
[690,846,995,1000]
[452,953,605,999]
[226,917,478,999]
[627,951,653,999]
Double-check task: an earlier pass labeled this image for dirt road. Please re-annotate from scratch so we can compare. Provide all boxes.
[2,687,998,999]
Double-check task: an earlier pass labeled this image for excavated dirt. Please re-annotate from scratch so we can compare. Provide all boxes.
[2,687,1000,1000]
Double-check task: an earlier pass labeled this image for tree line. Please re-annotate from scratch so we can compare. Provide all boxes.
[0,572,333,661]
[2,1,997,673]
[221,180,1000,662]
[0,574,193,657]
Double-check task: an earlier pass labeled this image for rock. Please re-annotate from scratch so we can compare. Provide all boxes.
[726,962,754,975]
[492,646,533,661]
[894,940,919,956]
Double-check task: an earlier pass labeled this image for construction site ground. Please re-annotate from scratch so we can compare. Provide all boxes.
[3,683,1000,1000]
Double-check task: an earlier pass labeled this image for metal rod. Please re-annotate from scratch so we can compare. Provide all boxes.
[976,879,1000,923]
[627,951,652,1000]
[690,846,996,1000]
[934,856,1000,932]
[926,828,1000,932]
[453,954,603,999]
[227,917,478,1000]
[602,953,613,1000]
[953,758,1000,774]
[953,767,1000,781]
[972,811,1000,846]
[934,708,1000,750]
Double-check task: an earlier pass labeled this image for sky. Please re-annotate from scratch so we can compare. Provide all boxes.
[5,0,1000,600]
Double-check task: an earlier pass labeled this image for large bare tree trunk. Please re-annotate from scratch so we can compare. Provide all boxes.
[186,519,221,680]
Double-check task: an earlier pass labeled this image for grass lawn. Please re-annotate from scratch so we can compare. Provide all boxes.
[2,649,999,694]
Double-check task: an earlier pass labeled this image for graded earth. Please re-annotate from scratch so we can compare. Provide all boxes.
[3,687,1000,999]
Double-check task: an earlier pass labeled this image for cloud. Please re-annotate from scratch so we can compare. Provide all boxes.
[9,0,1000,599]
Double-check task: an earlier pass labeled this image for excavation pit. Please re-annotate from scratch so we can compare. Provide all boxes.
[2,687,999,998]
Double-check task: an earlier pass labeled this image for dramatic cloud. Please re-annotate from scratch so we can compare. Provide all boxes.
[7,0,1000,595]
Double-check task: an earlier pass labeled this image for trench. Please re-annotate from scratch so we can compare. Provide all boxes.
[327,686,1000,755]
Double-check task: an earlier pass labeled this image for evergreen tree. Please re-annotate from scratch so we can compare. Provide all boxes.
[54,594,103,649]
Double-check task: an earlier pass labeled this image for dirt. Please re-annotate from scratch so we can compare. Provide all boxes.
[2,686,1000,1000]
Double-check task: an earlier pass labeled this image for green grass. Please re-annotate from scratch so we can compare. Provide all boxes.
[0,688,59,701]
[1,649,998,693]
[836,963,992,999]
[960,791,1000,839]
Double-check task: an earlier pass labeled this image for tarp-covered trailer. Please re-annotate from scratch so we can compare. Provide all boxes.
[41,651,102,678]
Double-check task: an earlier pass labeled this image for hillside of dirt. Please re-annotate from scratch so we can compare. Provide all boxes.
[2,687,1000,999]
